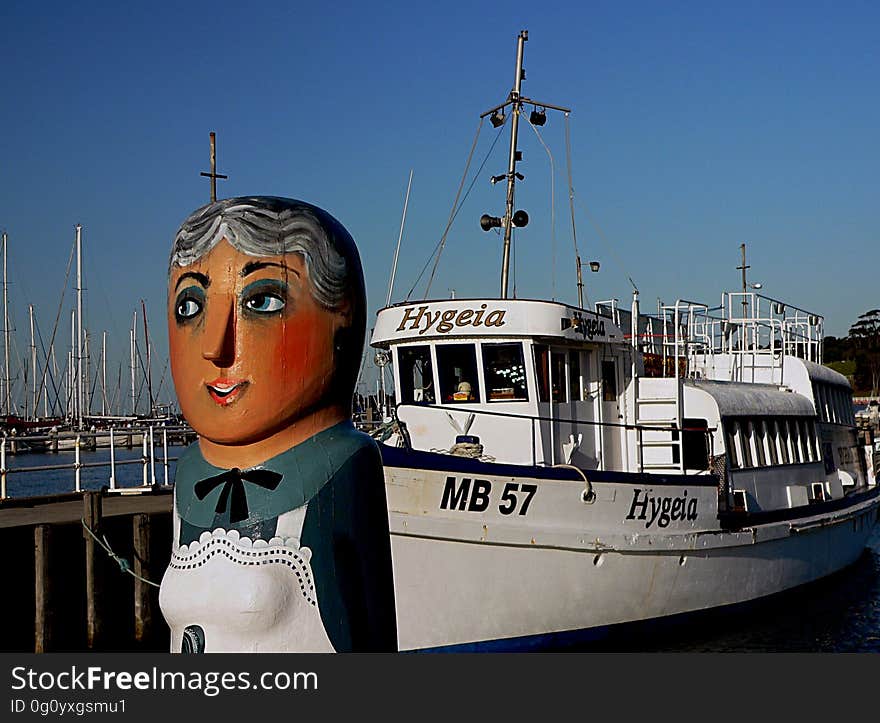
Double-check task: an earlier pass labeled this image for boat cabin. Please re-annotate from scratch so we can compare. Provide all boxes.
[371,297,643,471]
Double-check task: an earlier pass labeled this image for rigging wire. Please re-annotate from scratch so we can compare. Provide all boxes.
[563,113,638,295]
[563,113,586,307]
[526,117,557,300]
[34,241,75,417]
[574,194,638,294]
[406,119,505,300]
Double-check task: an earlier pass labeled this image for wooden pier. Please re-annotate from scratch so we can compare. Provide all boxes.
[0,487,173,652]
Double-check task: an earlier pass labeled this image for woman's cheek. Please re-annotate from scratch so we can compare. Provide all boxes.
[273,316,336,394]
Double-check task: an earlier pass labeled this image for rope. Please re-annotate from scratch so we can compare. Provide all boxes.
[449,441,484,458]
[429,444,496,462]
[526,118,557,299]
[81,518,160,588]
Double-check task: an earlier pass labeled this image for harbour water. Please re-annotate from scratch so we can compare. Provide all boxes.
[3,445,181,498]
[4,445,879,653]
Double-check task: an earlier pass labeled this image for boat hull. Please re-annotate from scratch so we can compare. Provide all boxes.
[382,448,880,651]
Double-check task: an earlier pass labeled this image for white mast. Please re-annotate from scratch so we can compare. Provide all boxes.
[3,232,10,416]
[70,310,76,422]
[386,169,414,306]
[84,330,90,418]
[102,330,108,416]
[75,224,83,429]
[130,312,137,416]
[29,305,36,420]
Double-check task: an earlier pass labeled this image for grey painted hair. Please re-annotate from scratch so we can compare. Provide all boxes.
[170,196,348,311]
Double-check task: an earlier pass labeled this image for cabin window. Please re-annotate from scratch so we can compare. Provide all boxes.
[482,342,528,402]
[568,350,582,401]
[436,343,481,403]
[534,345,550,402]
[754,421,767,467]
[725,421,740,469]
[789,420,802,463]
[683,418,709,470]
[823,441,836,474]
[766,421,779,466]
[601,360,617,402]
[807,419,819,460]
[552,352,567,402]
[739,420,755,467]
[798,419,813,461]
[778,420,791,465]
[742,421,756,468]
[397,345,435,404]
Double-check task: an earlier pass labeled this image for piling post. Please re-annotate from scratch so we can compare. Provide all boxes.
[162,426,169,486]
[83,490,104,649]
[109,428,116,490]
[132,513,153,644]
[74,435,81,492]
[149,426,156,486]
[1,436,6,500]
[34,524,53,653]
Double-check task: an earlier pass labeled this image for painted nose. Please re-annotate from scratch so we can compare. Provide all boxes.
[202,295,235,366]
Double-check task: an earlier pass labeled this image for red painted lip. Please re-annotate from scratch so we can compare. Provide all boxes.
[205,379,248,406]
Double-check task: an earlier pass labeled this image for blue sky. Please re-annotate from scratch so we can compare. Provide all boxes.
[0,1,877,412]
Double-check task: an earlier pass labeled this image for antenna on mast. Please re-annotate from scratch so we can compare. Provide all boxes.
[200,131,228,202]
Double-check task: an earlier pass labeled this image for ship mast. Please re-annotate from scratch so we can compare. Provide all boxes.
[480,30,570,299]
[499,31,527,299]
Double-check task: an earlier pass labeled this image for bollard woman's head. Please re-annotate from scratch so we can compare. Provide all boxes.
[167,197,365,465]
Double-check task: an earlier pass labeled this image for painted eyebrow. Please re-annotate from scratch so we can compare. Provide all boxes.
[174,271,209,291]
[240,261,300,278]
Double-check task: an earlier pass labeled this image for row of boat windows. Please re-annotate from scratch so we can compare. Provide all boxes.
[398,342,529,405]
[397,342,615,406]
[724,417,820,470]
[813,382,855,426]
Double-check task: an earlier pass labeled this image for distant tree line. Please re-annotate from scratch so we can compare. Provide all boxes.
[825,309,880,396]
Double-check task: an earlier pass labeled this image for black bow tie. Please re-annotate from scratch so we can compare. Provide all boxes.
[194,467,283,523]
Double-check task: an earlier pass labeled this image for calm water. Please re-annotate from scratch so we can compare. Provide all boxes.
[3,445,181,498]
[5,446,879,652]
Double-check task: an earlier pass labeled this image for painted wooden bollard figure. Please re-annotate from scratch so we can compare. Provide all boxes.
[158,197,397,652]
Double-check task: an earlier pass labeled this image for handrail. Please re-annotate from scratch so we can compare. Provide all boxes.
[0,422,193,500]
[396,402,717,434]
[395,402,717,473]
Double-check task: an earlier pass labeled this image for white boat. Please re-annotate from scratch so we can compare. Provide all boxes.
[369,30,880,652]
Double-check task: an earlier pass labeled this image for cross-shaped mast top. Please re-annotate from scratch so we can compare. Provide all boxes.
[200,131,228,202]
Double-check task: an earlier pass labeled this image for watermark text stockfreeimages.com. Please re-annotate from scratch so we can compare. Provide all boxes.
[10,665,318,698]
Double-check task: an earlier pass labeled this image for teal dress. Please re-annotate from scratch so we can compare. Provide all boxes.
[172,420,397,652]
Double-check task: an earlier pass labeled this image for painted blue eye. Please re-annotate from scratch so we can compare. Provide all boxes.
[174,288,204,322]
[244,293,285,313]
[177,299,201,318]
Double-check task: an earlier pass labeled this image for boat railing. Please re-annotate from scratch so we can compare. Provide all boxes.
[393,402,718,474]
[0,424,196,500]
[716,292,824,383]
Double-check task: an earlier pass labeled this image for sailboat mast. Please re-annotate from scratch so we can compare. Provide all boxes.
[29,305,36,419]
[386,169,414,306]
[70,310,76,422]
[130,313,136,416]
[3,232,10,416]
[75,224,83,429]
[102,330,107,416]
[499,31,528,299]
[142,300,153,416]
